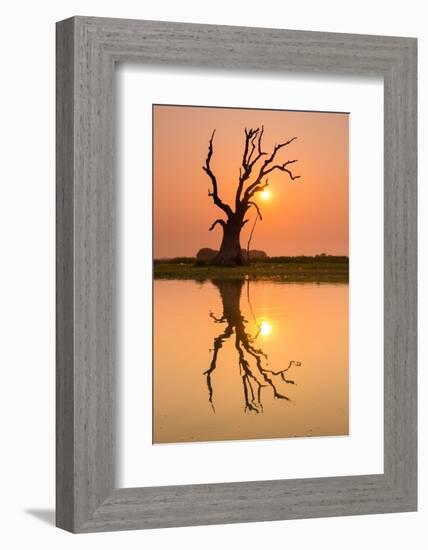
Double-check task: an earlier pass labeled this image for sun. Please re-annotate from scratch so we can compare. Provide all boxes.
[259,320,272,337]
[261,189,271,201]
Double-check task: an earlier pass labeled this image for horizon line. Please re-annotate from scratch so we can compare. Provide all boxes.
[154,253,349,259]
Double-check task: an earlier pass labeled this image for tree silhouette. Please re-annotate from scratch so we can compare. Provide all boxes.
[204,279,301,413]
[203,127,300,266]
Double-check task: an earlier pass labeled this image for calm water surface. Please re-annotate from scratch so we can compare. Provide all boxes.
[153,279,348,444]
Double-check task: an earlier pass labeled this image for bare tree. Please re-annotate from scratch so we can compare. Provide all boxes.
[203,127,300,266]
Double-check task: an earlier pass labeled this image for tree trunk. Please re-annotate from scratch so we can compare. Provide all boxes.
[212,217,247,266]
[212,279,244,323]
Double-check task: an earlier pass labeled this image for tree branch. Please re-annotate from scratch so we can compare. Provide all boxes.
[245,180,269,199]
[209,219,226,231]
[263,159,300,178]
[246,129,259,166]
[202,130,233,217]
[235,127,267,207]
[244,136,300,200]
[247,201,263,221]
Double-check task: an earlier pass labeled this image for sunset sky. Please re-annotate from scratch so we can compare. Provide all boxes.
[153,105,349,258]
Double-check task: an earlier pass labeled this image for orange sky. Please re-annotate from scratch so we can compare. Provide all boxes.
[153,105,349,258]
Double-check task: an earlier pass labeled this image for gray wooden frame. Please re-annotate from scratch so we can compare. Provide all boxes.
[56,16,417,533]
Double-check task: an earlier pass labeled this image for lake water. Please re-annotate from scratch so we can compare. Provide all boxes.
[153,278,348,444]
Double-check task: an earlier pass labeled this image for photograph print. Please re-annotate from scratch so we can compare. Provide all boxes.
[153,104,349,444]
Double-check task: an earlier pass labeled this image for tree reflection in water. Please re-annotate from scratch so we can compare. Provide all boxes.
[205,279,301,413]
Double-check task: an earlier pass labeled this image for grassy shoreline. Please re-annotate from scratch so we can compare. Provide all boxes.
[154,256,349,283]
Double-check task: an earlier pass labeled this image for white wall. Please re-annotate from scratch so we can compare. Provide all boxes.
[0,1,425,548]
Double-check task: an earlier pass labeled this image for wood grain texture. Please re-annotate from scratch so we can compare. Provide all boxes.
[56,16,417,533]
[56,18,75,531]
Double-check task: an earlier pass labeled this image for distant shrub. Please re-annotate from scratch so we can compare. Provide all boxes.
[153,257,195,265]
[267,255,349,264]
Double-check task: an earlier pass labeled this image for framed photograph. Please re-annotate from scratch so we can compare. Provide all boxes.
[56,16,417,532]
